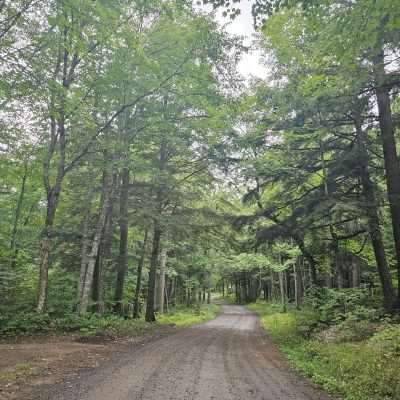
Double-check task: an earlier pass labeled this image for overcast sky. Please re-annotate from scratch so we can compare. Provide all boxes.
[199,2,269,80]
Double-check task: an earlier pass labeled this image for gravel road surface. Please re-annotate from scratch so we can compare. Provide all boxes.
[47,305,331,400]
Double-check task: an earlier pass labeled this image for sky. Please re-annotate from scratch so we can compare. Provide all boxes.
[199,2,269,80]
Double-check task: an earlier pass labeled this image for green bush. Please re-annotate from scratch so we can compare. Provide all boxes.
[304,287,380,326]
[0,312,52,336]
[55,314,150,337]
[0,305,217,338]
[249,302,400,400]
[369,324,400,356]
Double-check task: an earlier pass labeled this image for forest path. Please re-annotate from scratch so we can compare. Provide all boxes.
[47,305,331,400]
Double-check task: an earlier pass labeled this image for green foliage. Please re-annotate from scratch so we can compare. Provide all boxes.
[369,325,400,356]
[0,304,220,337]
[304,287,379,326]
[0,363,39,385]
[0,312,52,336]
[250,302,400,400]
[157,304,219,327]
[58,315,151,338]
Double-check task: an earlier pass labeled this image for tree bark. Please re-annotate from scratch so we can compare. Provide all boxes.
[351,257,361,288]
[36,28,79,312]
[145,223,161,322]
[158,247,168,315]
[374,49,400,304]
[94,195,115,315]
[37,192,60,312]
[114,168,130,314]
[354,114,396,309]
[77,186,95,309]
[292,234,317,285]
[133,229,148,318]
[293,263,300,309]
[278,271,286,313]
[78,161,114,315]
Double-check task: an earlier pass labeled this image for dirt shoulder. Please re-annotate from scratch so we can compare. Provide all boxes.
[0,325,178,400]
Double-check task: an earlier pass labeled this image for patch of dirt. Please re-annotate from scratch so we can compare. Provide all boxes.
[0,325,178,400]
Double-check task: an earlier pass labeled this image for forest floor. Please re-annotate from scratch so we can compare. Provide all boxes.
[1,305,332,400]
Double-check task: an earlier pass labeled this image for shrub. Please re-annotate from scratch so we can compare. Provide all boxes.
[250,302,400,400]
[0,312,52,336]
[368,324,400,356]
[304,287,379,326]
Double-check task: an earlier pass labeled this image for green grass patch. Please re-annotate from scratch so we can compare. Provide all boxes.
[248,302,400,400]
[157,304,219,327]
[0,363,40,384]
[0,305,220,338]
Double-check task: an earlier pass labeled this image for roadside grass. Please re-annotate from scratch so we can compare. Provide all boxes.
[157,304,219,327]
[248,302,400,400]
[0,304,220,338]
[0,363,40,384]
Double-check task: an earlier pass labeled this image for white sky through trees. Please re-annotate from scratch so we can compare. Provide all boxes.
[198,2,269,80]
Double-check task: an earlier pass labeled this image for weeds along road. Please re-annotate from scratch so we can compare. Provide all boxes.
[47,305,331,400]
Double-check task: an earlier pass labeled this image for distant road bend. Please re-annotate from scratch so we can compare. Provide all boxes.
[50,305,331,400]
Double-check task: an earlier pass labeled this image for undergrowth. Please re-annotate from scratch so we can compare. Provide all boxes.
[248,300,400,400]
[0,304,219,338]
[157,304,219,327]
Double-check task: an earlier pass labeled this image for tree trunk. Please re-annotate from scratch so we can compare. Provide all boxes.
[164,279,169,313]
[292,234,317,285]
[78,163,114,315]
[133,229,148,318]
[278,271,286,313]
[270,271,275,301]
[374,49,400,304]
[37,192,59,312]
[235,277,239,304]
[92,252,102,313]
[352,257,361,288]
[114,168,130,314]
[354,114,396,309]
[94,196,115,315]
[293,263,300,309]
[336,250,345,289]
[77,186,95,309]
[158,247,167,315]
[37,38,70,312]
[145,223,161,322]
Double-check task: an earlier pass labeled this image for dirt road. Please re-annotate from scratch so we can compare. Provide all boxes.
[43,305,330,400]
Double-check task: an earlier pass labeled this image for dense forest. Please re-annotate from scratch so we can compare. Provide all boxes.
[1,1,400,398]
